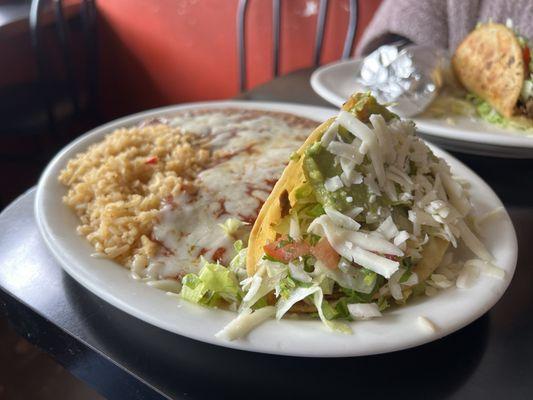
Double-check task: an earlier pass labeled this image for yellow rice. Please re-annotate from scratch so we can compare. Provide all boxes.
[58,124,214,266]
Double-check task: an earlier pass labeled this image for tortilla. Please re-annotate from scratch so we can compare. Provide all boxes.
[452,23,524,118]
[413,236,449,282]
[246,118,334,275]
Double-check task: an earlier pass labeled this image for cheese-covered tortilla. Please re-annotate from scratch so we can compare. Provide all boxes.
[145,109,317,279]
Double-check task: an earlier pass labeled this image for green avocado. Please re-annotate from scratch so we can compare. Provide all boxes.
[302,93,396,214]
[303,142,369,212]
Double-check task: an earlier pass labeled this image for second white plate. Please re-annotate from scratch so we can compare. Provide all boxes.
[311,59,533,158]
[35,100,517,357]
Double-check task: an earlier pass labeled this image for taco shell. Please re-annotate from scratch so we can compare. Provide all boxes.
[413,236,449,282]
[246,118,334,275]
[452,23,524,118]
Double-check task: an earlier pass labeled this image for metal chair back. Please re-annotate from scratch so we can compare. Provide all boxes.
[237,0,359,92]
[29,0,98,134]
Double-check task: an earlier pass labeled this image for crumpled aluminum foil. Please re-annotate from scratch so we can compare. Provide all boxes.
[356,44,447,117]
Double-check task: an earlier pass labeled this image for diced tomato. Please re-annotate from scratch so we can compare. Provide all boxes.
[211,247,226,262]
[264,236,341,269]
[524,46,531,72]
[145,156,158,165]
[310,238,339,270]
[263,238,310,263]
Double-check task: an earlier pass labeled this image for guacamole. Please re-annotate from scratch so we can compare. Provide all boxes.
[301,93,398,214]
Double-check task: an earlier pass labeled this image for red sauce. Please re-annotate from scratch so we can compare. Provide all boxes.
[162,195,178,210]
[212,247,226,262]
[238,213,256,224]
[214,199,228,218]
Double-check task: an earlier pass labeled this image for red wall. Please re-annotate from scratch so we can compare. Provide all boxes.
[97,0,381,118]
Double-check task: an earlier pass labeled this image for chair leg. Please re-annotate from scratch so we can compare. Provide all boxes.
[54,0,80,116]
[82,0,100,122]
[237,0,249,92]
[30,0,57,142]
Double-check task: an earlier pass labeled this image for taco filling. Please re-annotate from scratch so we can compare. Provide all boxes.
[177,93,498,340]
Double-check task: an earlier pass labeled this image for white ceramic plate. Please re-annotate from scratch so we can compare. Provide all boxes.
[35,100,517,357]
[311,59,533,158]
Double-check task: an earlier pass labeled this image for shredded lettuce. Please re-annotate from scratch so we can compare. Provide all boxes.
[291,183,326,232]
[377,296,390,311]
[277,276,297,299]
[274,284,351,334]
[425,92,533,133]
[318,275,335,295]
[312,288,352,334]
[218,218,248,237]
[288,260,312,283]
[181,274,209,304]
[239,260,287,311]
[321,300,338,320]
[467,94,533,132]
[275,286,315,318]
[362,268,377,287]
[233,240,244,252]
[314,259,380,295]
[229,242,248,281]
[200,263,239,295]
[180,262,241,306]
[468,94,506,125]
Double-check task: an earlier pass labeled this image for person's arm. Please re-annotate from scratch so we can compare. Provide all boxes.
[356,0,448,56]
[363,33,412,55]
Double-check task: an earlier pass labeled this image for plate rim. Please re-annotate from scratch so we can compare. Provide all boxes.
[310,58,533,152]
[34,100,518,357]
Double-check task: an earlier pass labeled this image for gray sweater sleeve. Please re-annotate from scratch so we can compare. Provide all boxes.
[355,0,450,56]
[356,0,533,57]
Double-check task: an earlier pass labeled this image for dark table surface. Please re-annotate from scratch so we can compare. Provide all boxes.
[1,69,533,400]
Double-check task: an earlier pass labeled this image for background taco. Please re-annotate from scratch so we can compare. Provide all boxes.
[452,22,531,119]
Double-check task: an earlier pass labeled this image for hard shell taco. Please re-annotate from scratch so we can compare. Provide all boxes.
[179,93,495,340]
[453,22,533,122]
[233,93,490,333]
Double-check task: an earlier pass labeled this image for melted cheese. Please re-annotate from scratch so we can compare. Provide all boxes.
[146,111,313,278]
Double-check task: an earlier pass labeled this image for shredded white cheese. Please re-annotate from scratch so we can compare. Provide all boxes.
[348,303,382,320]
[417,316,437,333]
[456,263,480,289]
[324,207,360,231]
[377,216,399,240]
[215,306,276,341]
[324,176,344,192]
[289,213,302,241]
[465,259,505,280]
